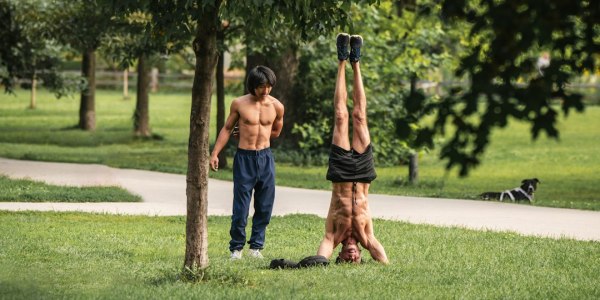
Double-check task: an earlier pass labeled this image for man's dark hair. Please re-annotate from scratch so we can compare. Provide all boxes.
[246,65,276,96]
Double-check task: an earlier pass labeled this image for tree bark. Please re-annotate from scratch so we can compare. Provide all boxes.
[184,1,221,274]
[408,74,419,184]
[150,67,159,93]
[79,50,96,130]
[270,48,298,143]
[123,68,130,100]
[134,54,151,137]
[216,49,227,169]
[409,153,419,184]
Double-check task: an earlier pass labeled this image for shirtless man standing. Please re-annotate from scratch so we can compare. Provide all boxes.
[210,65,284,260]
[317,34,388,264]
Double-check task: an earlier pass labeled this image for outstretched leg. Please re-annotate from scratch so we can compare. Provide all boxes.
[332,60,350,150]
[350,60,370,153]
[349,35,370,153]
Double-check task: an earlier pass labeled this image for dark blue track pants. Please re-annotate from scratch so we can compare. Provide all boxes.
[229,148,275,251]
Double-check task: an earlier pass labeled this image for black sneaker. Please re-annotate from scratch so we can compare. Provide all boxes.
[349,35,363,63]
[336,33,350,61]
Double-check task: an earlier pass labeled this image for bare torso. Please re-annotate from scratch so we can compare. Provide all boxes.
[209,92,283,172]
[327,182,371,247]
[235,94,282,150]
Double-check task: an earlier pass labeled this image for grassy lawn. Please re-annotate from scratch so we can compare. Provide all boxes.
[0,175,140,202]
[0,211,598,299]
[1,89,599,210]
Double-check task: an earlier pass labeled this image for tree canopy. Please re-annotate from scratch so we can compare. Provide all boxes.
[0,0,79,96]
[417,0,600,176]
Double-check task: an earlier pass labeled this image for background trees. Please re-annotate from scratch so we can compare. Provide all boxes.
[290,0,462,183]
[290,0,598,179]
[0,0,79,105]
[104,9,170,138]
[419,0,599,176]
[2,0,598,278]
[49,0,117,130]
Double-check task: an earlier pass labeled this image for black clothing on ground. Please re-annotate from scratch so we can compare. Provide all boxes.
[269,255,329,269]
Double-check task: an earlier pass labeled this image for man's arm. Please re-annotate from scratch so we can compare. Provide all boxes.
[317,232,335,259]
[270,100,284,139]
[317,203,338,259]
[356,217,389,264]
[210,101,240,171]
[364,235,388,264]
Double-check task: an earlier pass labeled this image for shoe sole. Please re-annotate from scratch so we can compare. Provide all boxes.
[337,33,350,61]
[349,35,363,63]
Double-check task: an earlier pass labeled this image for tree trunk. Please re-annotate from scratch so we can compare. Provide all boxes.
[270,48,298,143]
[216,49,227,169]
[134,54,151,137]
[79,50,96,130]
[409,153,419,184]
[184,1,221,274]
[123,68,130,100]
[150,67,159,93]
[408,74,419,184]
[29,72,36,109]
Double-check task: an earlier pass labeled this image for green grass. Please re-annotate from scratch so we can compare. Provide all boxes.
[1,89,599,210]
[0,211,598,299]
[0,89,195,173]
[0,175,141,202]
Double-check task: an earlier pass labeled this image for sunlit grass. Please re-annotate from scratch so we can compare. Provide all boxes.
[0,175,141,202]
[0,211,598,299]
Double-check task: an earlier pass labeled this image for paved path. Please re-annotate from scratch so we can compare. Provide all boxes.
[1,157,599,242]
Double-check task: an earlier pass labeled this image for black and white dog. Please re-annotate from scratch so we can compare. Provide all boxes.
[480,178,541,203]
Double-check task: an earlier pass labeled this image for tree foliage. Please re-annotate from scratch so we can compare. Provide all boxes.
[0,0,80,96]
[49,0,116,53]
[291,1,462,166]
[418,0,600,176]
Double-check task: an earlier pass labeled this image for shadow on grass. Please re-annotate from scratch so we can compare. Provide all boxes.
[148,269,181,286]
[150,264,256,287]
[391,177,446,189]
[1,126,168,147]
[59,124,81,131]
[133,133,165,141]
[0,281,49,299]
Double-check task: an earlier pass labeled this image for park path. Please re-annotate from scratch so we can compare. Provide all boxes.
[1,157,599,242]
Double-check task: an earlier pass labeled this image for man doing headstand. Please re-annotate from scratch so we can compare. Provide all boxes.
[316,33,388,264]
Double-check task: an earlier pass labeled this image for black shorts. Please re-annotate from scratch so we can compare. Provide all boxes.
[326,144,377,183]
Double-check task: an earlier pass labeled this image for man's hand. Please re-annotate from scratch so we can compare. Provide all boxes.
[210,156,219,171]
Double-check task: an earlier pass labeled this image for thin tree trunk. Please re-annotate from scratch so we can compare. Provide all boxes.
[134,54,151,137]
[216,49,227,169]
[409,153,419,184]
[184,0,221,275]
[150,67,159,93]
[29,72,36,109]
[408,74,419,184]
[269,48,298,143]
[123,68,130,100]
[79,50,96,130]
